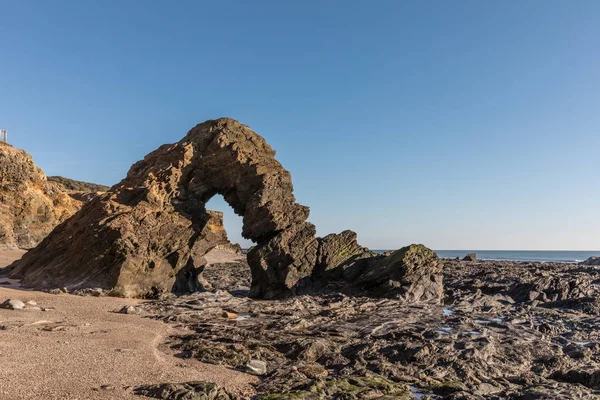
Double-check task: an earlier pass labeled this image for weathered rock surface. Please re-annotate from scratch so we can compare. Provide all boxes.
[134,381,238,400]
[135,258,600,399]
[46,176,109,193]
[0,142,93,250]
[580,256,600,266]
[7,118,442,301]
[314,230,374,279]
[0,299,25,310]
[7,119,313,297]
[348,244,443,301]
[462,252,477,262]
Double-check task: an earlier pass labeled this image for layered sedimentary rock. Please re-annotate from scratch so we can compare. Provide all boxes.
[0,142,101,250]
[348,245,443,301]
[8,118,443,300]
[136,258,600,399]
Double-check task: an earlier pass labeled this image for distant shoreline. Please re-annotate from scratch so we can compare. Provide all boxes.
[376,249,600,264]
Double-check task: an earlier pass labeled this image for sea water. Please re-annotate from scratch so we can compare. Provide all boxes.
[373,250,600,263]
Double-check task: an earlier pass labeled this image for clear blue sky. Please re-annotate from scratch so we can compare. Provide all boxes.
[1,1,599,250]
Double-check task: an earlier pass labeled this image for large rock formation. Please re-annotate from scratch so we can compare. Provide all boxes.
[0,142,101,250]
[7,118,443,301]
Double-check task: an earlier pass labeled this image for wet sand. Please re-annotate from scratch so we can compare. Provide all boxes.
[0,250,257,400]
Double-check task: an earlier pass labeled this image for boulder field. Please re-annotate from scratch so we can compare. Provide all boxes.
[6,118,442,300]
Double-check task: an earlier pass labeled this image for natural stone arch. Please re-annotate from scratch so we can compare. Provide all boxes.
[8,119,319,298]
[6,118,443,302]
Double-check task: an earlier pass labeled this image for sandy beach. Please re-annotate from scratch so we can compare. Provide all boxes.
[0,250,257,400]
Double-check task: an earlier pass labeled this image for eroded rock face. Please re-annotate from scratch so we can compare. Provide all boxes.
[580,256,600,266]
[8,118,443,300]
[462,252,477,262]
[349,244,444,301]
[134,258,600,399]
[8,119,314,297]
[314,230,374,279]
[0,142,98,250]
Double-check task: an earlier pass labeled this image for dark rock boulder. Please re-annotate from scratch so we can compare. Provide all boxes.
[134,381,238,400]
[247,222,319,298]
[314,230,374,279]
[580,256,600,266]
[349,244,444,302]
[462,253,477,262]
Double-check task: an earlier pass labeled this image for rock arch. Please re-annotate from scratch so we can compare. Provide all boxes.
[8,119,318,298]
[7,118,443,302]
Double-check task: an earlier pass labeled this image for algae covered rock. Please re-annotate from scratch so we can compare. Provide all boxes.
[314,230,374,278]
[134,381,238,400]
[258,375,411,400]
[350,244,443,302]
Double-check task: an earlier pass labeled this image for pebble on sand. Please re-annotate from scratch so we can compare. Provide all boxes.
[1,299,25,310]
[245,359,267,375]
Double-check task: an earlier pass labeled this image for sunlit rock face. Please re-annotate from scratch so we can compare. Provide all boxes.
[0,142,102,250]
[7,118,443,301]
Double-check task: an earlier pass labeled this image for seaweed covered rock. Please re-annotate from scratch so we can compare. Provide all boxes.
[348,244,443,301]
[314,230,374,279]
[134,381,238,400]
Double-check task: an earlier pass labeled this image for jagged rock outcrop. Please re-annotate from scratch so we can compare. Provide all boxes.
[0,142,99,250]
[462,252,477,262]
[134,381,238,400]
[8,119,315,297]
[7,118,443,300]
[348,244,443,301]
[580,256,600,266]
[315,230,374,278]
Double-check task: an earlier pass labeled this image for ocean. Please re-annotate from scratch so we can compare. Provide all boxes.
[373,250,599,263]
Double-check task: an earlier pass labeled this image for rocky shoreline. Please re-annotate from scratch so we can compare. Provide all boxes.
[116,256,600,399]
[2,119,599,399]
[2,250,600,399]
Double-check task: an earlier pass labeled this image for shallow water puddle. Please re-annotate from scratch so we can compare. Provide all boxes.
[410,385,434,399]
[443,307,454,316]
